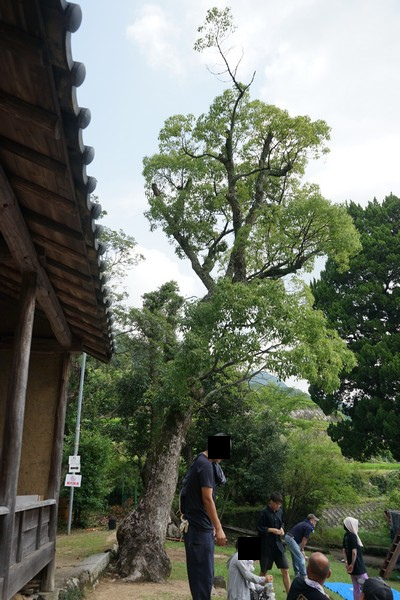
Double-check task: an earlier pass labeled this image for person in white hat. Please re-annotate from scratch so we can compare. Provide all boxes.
[342,516,368,600]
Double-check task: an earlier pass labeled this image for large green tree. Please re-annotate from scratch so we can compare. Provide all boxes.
[116,7,360,581]
[188,384,288,509]
[310,194,400,460]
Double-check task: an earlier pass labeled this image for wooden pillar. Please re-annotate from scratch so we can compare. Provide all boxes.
[41,353,70,592]
[0,272,36,600]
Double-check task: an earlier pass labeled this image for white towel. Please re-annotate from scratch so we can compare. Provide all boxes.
[344,516,363,547]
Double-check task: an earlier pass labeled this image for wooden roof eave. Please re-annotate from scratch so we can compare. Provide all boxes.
[0,166,72,348]
[0,0,116,362]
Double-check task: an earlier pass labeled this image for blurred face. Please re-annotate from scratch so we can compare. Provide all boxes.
[270,499,281,511]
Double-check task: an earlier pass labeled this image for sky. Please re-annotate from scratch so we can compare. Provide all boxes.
[72,0,400,388]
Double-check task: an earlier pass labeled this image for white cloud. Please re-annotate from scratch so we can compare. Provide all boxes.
[125,245,206,307]
[305,131,400,205]
[285,375,310,394]
[126,4,185,76]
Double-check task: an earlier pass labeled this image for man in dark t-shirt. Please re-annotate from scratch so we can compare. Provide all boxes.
[287,552,331,600]
[257,491,290,593]
[180,435,229,600]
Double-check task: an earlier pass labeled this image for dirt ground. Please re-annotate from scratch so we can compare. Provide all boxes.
[86,544,227,600]
[88,576,193,600]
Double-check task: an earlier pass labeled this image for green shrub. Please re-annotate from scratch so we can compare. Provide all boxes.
[221,504,264,531]
[61,430,118,527]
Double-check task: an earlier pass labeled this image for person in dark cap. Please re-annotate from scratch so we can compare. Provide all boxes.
[361,578,393,600]
[285,514,320,577]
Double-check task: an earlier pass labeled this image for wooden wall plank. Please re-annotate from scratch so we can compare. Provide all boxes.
[0,272,36,599]
[21,509,39,531]
[7,543,54,600]
[36,507,43,550]
[21,529,37,560]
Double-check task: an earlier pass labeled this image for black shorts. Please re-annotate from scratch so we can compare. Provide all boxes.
[260,547,289,571]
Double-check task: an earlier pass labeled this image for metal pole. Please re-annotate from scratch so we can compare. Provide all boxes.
[67,352,86,535]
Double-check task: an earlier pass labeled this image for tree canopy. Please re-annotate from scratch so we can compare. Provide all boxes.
[310,194,400,460]
[142,7,360,394]
[110,7,363,581]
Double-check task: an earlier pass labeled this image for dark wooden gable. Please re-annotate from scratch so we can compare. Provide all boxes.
[0,0,114,362]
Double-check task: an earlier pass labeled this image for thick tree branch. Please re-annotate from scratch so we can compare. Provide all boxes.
[202,221,234,273]
[199,344,283,384]
[233,162,292,184]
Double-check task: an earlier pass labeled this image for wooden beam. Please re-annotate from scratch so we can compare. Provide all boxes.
[0,135,66,176]
[56,285,102,312]
[41,354,70,592]
[0,166,72,347]
[0,338,82,354]
[63,313,105,338]
[22,206,83,240]
[0,22,45,64]
[0,272,36,599]
[0,90,60,137]
[7,173,77,215]
[31,231,88,267]
[46,257,92,283]
[63,303,107,329]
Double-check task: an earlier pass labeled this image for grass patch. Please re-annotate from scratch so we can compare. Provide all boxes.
[56,528,113,560]
[312,524,392,550]
[58,530,400,598]
[167,540,400,597]
[354,463,400,472]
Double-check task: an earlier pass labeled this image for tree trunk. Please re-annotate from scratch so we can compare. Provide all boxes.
[116,407,192,581]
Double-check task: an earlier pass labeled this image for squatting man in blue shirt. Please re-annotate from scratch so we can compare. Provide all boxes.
[180,433,230,600]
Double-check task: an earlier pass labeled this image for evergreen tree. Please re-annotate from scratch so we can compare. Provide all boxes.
[310,194,400,460]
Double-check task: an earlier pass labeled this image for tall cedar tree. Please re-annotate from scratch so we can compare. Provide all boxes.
[310,194,400,460]
[116,7,361,581]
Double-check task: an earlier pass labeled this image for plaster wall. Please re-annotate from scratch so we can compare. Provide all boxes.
[0,352,63,497]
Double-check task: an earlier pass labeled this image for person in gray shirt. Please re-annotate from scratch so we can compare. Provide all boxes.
[227,550,272,600]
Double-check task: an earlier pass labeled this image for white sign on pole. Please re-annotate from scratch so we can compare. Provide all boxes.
[65,473,82,487]
[68,455,81,473]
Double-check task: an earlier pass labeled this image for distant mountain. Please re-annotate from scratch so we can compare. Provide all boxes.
[250,370,307,396]
[250,371,289,389]
[250,371,329,421]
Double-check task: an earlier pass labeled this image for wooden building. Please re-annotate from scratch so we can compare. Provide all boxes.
[0,1,114,597]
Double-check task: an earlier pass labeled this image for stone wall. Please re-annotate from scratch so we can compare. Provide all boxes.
[320,502,386,530]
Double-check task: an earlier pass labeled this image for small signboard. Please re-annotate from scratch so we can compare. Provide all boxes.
[65,473,82,487]
[68,455,81,473]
